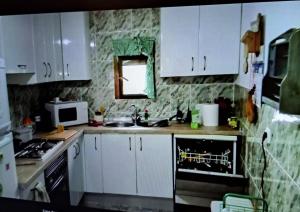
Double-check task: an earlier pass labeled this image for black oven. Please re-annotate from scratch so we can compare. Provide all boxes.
[44,151,70,205]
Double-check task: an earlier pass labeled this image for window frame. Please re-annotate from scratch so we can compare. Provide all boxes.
[114,55,149,99]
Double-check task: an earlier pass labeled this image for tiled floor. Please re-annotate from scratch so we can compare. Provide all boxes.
[80,193,174,212]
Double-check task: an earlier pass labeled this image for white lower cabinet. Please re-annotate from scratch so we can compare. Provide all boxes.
[84,134,103,193]
[101,134,173,198]
[102,134,137,195]
[67,136,84,206]
[19,172,45,201]
[136,134,173,198]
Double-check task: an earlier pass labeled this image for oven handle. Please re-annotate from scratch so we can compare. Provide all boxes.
[48,173,66,194]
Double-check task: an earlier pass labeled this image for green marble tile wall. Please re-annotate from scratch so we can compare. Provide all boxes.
[7,9,235,127]
[234,84,300,212]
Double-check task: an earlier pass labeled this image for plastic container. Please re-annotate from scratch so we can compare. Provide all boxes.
[13,127,33,143]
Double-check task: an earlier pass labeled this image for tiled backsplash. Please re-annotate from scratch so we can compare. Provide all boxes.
[8,8,235,127]
[234,84,300,212]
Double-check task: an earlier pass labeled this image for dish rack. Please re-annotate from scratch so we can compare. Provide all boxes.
[213,193,268,212]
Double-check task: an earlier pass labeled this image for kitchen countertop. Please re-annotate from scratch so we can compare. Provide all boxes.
[16,123,241,189]
[71,122,242,136]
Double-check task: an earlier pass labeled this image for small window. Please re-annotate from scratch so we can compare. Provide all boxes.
[114,55,148,99]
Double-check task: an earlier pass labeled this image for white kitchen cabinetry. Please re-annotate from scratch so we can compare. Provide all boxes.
[33,13,63,83]
[67,136,84,205]
[60,12,91,80]
[1,15,35,74]
[84,133,103,193]
[198,4,241,75]
[160,4,241,76]
[101,134,173,198]
[160,6,200,77]
[102,134,137,195]
[19,173,45,200]
[136,134,173,198]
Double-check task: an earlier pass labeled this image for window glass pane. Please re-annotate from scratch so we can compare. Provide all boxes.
[122,64,147,95]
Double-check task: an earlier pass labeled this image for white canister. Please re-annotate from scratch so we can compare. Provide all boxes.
[201,103,219,126]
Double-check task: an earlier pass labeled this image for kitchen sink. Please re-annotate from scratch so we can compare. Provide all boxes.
[104,119,169,128]
[104,122,135,127]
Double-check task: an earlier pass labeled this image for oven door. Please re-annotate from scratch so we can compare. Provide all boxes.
[47,172,70,205]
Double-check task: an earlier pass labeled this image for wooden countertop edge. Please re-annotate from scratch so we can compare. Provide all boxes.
[16,124,241,188]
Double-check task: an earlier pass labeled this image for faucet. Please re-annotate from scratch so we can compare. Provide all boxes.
[129,104,141,125]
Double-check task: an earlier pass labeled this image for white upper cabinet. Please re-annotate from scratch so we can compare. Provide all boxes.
[33,13,64,83]
[198,4,241,75]
[160,6,200,77]
[160,4,241,77]
[1,15,35,74]
[60,12,91,81]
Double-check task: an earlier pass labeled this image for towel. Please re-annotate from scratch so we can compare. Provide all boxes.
[33,182,50,203]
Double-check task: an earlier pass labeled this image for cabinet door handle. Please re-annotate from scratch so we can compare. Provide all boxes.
[140,137,142,151]
[129,137,132,151]
[47,62,52,78]
[66,63,70,77]
[191,57,194,71]
[73,145,77,159]
[17,65,27,70]
[94,137,97,150]
[76,143,80,156]
[203,56,207,71]
[43,62,48,77]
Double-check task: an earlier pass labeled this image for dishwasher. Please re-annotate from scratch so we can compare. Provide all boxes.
[44,151,70,205]
[173,134,248,208]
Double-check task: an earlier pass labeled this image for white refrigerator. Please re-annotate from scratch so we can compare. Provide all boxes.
[0,58,18,198]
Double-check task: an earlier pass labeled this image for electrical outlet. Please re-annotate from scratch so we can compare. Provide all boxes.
[264,127,272,144]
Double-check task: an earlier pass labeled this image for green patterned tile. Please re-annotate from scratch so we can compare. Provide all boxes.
[113,9,132,31]
[132,8,152,29]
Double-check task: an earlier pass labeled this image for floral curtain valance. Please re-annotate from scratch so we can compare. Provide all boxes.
[112,37,155,99]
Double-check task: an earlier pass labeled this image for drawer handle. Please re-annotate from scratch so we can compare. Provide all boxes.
[203,56,207,71]
[140,137,142,151]
[129,137,132,151]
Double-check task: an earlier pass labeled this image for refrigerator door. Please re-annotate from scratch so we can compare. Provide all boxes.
[0,132,18,198]
[0,58,11,134]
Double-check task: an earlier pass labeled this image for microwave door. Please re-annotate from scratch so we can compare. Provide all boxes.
[58,107,78,125]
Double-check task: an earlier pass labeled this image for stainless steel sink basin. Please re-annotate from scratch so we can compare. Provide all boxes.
[104,122,135,127]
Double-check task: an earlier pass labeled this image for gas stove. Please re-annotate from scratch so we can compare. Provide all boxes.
[14,138,63,161]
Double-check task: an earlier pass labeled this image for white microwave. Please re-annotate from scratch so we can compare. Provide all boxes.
[45,101,88,127]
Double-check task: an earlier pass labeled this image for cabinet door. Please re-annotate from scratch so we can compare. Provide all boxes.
[67,139,83,206]
[33,14,50,83]
[19,173,45,200]
[61,12,91,81]
[198,4,241,75]
[102,134,136,195]
[44,13,64,82]
[77,136,84,202]
[33,14,63,83]
[136,134,173,198]
[160,6,200,77]
[84,134,103,193]
[1,15,35,74]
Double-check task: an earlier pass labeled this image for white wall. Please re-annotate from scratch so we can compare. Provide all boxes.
[235,1,300,89]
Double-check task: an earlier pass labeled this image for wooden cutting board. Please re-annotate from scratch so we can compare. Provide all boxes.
[42,129,77,140]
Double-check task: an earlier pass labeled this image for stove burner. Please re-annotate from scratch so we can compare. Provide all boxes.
[15,138,63,160]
